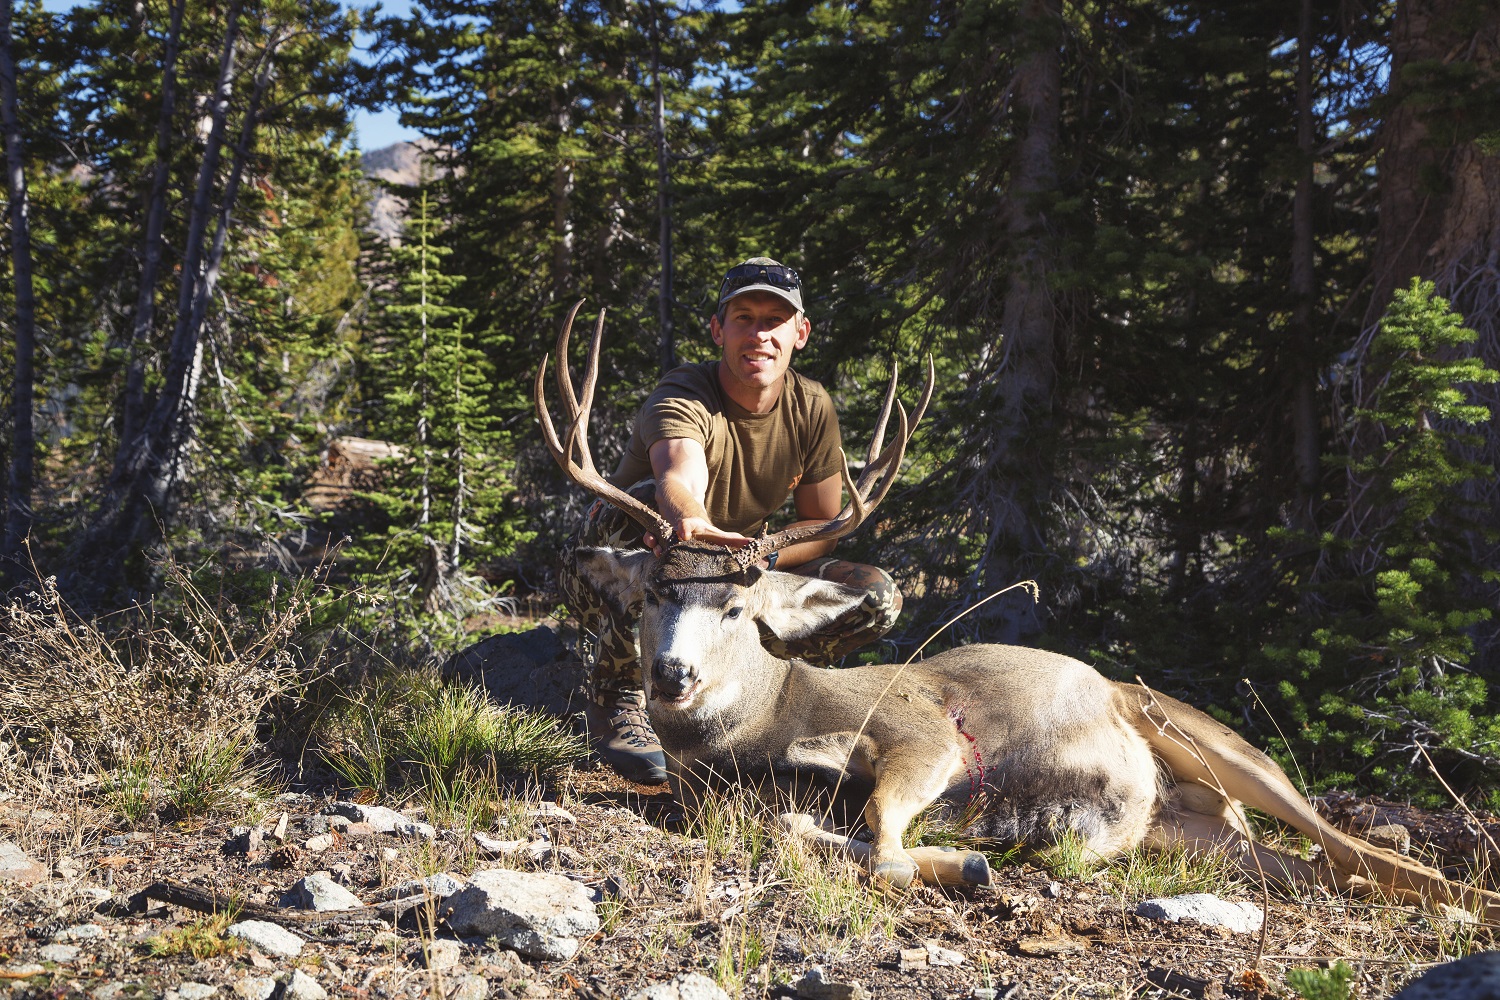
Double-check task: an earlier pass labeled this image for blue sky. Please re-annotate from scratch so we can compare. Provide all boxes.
[39,0,424,151]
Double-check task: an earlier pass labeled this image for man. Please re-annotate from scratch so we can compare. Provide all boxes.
[558,257,903,784]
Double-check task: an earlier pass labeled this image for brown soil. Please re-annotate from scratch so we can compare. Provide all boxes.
[0,770,1494,1000]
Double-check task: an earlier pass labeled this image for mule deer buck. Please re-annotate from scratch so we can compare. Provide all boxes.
[539,301,1500,917]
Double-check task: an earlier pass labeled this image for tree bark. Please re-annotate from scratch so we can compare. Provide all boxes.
[969,0,1063,643]
[119,0,185,458]
[651,4,676,374]
[0,0,37,580]
[1289,0,1320,524]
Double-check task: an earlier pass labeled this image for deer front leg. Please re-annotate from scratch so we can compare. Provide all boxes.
[862,745,966,889]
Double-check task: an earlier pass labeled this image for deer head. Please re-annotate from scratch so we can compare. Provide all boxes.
[537,300,933,711]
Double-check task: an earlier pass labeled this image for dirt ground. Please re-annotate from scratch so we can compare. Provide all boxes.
[2,764,1497,1000]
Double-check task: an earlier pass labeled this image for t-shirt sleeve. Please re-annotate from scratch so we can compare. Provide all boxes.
[801,388,843,485]
[635,389,713,449]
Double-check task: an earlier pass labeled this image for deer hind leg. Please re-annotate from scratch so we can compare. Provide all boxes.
[1149,782,1347,890]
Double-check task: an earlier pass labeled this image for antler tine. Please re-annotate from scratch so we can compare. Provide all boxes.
[535,299,675,545]
[737,355,934,569]
[865,359,899,467]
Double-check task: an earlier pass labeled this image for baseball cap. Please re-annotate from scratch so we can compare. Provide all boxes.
[717,257,803,313]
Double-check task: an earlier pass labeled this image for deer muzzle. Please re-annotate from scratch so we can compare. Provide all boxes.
[650,652,699,704]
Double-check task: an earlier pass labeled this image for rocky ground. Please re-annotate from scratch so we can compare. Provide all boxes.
[1,764,1496,1000]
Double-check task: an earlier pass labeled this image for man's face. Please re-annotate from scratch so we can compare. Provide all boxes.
[710,291,811,397]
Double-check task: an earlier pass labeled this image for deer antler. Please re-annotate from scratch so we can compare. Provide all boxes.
[535,300,676,546]
[733,355,935,570]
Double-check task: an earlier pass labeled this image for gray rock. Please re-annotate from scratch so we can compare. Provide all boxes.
[282,969,327,1000]
[279,872,363,911]
[440,624,587,718]
[422,939,463,970]
[1393,952,1500,1000]
[225,827,264,856]
[91,984,128,1000]
[1136,893,1263,934]
[304,834,335,853]
[924,939,965,967]
[376,872,467,902]
[444,869,599,961]
[447,974,489,1000]
[176,983,218,1000]
[303,815,332,836]
[0,840,46,884]
[394,818,436,841]
[102,835,129,848]
[226,920,304,958]
[52,923,106,942]
[627,973,731,1000]
[794,967,868,1000]
[323,803,412,834]
[233,978,277,1000]
[38,943,81,963]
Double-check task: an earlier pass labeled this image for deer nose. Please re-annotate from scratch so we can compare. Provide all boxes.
[651,653,698,701]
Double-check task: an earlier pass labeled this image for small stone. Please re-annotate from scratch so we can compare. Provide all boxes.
[1136,893,1264,934]
[527,803,577,825]
[482,949,530,980]
[924,939,965,967]
[423,939,463,970]
[176,983,217,1000]
[444,869,599,961]
[1016,933,1088,957]
[327,815,350,832]
[380,847,399,863]
[369,931,401,951]
[304,834,335,853]
[92,984,129,1000]
[226,827,264,857]
[0,840,46,884]
[973,990,999,1000]
[626,972,731,1000]
[448,974,490,1000]
[303,815,332,837]
[102,835,129,848]
[270,813,289,842]
[282,969,327,1000]
[1042,881,1063,898]
[794,966,869,1000]
[1364,823,1412,855]
[77,886,113,906]
[521,985,552,999]
[226,920,304,958]
[38,943,80,963]
[54,856,84,879]
[394,819,436,841]
[52,923,106,942]
[233,977,277,1000]
[325,802,412,834]
[279,872,364,911]
[1,963,44,978]
[473,832,527,856]
[898,947,927,971]
[376,872,467,902]
[330,863,354,883]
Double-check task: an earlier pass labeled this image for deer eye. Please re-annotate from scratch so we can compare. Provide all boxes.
[723,606,743,620]
[645,591,660,607]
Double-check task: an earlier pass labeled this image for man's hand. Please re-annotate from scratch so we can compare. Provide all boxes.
[643,517,751,557]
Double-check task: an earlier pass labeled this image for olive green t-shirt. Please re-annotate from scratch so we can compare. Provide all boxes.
[610,362,843,536]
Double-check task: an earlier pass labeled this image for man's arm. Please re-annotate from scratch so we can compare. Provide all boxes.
[648,438,752,549]
[770,473,841,570]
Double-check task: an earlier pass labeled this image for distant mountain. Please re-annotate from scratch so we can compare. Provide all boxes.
[360,140,444,241]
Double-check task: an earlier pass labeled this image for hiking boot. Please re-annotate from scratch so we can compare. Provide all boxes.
[588,690,669,785]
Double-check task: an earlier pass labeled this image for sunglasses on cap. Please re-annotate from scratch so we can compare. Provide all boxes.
[718,263,802,300]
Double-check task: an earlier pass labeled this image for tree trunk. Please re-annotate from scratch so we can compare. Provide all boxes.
[119,0,184,457]
[0,0,37,580]
[652,4,676,374]
[969,0,1063,643]
[1358,0,1500,660]
[1288,0,1320,524]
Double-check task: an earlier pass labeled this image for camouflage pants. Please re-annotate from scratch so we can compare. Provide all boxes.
[557,481,903,705]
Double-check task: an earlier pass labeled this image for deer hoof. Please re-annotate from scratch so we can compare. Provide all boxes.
[871,859,918,889]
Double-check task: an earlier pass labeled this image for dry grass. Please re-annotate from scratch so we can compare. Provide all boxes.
[0,565,334,820]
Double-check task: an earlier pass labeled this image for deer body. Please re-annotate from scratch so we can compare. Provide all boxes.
[545,302,1500,917]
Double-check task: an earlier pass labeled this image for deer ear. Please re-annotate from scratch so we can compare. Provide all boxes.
[751,573,869,642]
[572,547,655,617]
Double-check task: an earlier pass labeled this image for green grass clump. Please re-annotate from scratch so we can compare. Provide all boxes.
[318,670,586,813]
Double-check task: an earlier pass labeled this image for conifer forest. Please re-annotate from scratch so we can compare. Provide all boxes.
[2,0,1499,808]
